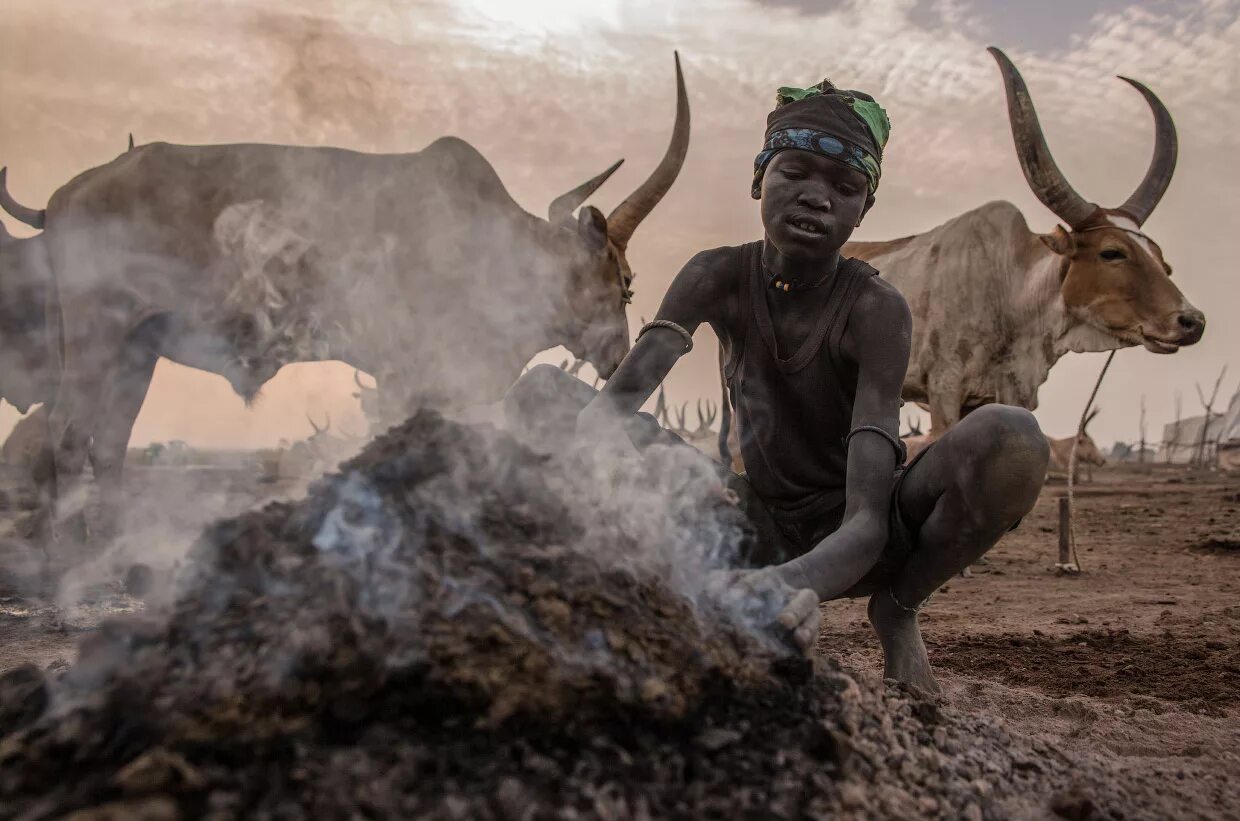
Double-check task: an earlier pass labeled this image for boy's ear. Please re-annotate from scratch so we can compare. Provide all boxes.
[857,193,876,226]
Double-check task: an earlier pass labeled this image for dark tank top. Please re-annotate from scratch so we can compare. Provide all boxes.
[723,241,878,518]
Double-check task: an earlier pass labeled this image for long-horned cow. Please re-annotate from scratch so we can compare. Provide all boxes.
[844,49,1204,437]
[1046,408,1107,481]
[0,55,690,540]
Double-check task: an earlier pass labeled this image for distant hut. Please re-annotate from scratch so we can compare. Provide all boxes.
[1215,389,1240,469]
[1160,386,1240,467]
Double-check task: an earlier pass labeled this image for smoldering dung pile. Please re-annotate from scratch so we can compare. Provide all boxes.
[0,413,1154,819]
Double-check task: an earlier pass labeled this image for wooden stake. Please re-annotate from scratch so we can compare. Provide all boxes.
[1056,497,1074,571]
[1063,351,1114,574]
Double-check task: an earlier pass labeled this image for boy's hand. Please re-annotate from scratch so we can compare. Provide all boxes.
[705,568,823,655]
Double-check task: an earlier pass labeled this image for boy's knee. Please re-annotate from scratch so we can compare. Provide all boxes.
[959,405,1048,473]
[949,405,1047,519]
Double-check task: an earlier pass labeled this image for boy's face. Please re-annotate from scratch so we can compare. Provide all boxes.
[760,150,874,261]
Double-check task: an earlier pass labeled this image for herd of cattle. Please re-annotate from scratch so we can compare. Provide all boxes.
[0,48,1204,546]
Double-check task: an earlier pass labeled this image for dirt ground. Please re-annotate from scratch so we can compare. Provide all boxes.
[828,465,1240,817]
[1,455,1238,817]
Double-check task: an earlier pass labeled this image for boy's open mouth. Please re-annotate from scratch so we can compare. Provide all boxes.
[784,214,828,237]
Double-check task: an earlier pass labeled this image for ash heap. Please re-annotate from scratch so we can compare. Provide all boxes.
[0,412,1150,819]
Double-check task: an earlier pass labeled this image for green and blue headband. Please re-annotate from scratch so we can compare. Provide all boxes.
[752,83,891,198]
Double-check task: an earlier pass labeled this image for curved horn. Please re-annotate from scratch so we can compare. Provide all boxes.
[307,413,330,435]
[1115,77,1177,226]
[0,168,46,230]
[606,51,690,250]
[548,159,624,225]
[987,47,1097,229]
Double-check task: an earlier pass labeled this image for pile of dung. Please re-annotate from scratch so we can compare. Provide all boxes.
[0,412,1153,819]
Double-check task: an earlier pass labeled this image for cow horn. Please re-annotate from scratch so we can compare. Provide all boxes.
[0,168,47,230]
[548,159,624,225]
[307,412,330,435]
[1115,77,1177,227]
[606,51,690,251]
[988,48,1097,230]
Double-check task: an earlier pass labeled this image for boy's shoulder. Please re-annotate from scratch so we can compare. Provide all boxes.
[846,258,912,327]
[679,241,760,291]
[686,240,760,271]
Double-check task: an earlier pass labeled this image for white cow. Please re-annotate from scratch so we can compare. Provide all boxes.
[843,49,1203,437]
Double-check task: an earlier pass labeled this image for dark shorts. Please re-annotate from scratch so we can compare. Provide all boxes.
[726,443,935,599]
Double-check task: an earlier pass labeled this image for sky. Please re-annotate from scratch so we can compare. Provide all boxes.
[0,0,1236,449]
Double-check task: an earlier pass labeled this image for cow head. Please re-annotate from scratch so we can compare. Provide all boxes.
[990,48,1205,354]
[1075,408,1107,467]
[543,53,690,379]
[0,214,56,414]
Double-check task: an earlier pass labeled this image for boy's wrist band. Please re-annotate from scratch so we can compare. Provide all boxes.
[637,320,694,353]
[843,425,907,464]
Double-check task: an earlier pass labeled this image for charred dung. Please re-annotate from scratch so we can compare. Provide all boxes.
[0,411,1161,819]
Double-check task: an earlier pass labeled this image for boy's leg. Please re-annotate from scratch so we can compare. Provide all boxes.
[868,404,1049,692]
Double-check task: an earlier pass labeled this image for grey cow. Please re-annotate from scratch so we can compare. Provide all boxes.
[0,54,690,542]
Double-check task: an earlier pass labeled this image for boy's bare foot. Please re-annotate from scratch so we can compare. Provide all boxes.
[867,589,940,694]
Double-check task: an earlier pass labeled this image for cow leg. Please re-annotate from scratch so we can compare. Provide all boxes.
[865,405,1049,692]
[88,343,159,543]
[37,313,138,553]
[38,383,97,555]
[926,377,964,438]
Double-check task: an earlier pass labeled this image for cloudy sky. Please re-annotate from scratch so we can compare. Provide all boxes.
[0,0,1236,449]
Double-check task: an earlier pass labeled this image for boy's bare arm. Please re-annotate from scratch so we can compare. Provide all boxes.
[580,247,734,423]
[777,281,913,599]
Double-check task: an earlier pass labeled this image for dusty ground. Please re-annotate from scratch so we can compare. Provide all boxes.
[0,452,1237,817]
[829,465,1240,817]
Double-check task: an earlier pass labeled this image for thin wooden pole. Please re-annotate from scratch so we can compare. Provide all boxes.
[1057,497,1072,568]
[1065,350,1117,573]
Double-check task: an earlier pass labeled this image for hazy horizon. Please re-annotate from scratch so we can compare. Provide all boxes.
[1,0,1236,450]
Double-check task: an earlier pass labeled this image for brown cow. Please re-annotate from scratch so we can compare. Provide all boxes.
[1047,408,1107,481]
[1,55,690,541]
[1,406,48,469]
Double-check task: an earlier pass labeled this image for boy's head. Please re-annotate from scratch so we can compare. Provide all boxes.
[753,80,891,259]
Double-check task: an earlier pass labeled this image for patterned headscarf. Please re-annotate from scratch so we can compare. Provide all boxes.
[752,80,891,198]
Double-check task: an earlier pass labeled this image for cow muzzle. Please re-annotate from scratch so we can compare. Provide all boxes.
[1138,307,1205,353]
[580,326,628,381]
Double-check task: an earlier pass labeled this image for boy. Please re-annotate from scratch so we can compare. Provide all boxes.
[521,80,1048,692]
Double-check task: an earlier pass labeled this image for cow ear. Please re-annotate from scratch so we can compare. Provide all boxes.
[577,205,609,252]
[1039,225,1075,256]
